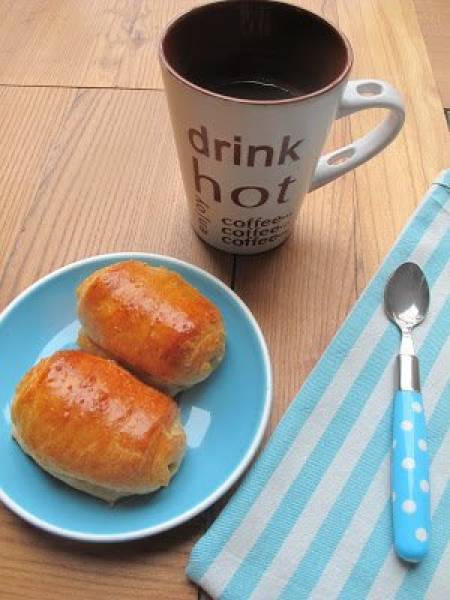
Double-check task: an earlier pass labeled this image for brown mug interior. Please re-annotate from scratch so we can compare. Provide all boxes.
[161,0,352,102]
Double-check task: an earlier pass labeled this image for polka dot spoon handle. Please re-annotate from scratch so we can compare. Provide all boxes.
[392,389,430,562]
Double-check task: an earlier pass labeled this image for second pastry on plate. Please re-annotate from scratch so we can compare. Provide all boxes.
[76,260,226,395]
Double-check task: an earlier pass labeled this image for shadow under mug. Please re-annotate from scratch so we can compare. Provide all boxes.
[160,0,405,255]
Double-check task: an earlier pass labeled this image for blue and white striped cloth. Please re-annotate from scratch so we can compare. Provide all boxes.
[187,170,450,600]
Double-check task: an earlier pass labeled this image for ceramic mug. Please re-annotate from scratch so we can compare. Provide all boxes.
[160,0,405,254]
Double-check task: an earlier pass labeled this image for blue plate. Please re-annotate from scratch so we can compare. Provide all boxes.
[0,253,271,542]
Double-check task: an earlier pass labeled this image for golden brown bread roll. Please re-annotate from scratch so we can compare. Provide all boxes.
[11,350,186,503]
[76,260,225,394]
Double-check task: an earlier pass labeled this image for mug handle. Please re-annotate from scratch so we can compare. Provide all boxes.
[310,79,405,191]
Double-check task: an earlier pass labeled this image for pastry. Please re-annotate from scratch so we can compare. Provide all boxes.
[76,260,225,394]
[11,350,186,503]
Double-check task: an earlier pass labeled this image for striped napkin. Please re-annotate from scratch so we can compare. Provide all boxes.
[187,170,450,600]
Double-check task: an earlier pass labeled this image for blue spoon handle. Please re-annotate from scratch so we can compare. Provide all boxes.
[392,389,430,562]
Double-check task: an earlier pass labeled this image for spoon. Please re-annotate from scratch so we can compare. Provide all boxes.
[385,262,430,563]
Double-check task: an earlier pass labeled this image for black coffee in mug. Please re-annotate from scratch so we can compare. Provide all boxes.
[164,1,349,101]
[206,78,302,100]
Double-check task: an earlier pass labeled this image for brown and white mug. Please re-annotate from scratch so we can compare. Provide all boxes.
[160,0,405,254]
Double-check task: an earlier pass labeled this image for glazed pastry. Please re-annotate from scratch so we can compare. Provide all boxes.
[76,260,225,394]
[11,350,186,503]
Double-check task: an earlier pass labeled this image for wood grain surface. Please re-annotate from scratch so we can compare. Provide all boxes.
[414,0,450,108]
[0,1,448,599]
[0,0,203,89]
[0,508,200,600]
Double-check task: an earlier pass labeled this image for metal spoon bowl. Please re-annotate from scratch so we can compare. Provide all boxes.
[385,262,430,332]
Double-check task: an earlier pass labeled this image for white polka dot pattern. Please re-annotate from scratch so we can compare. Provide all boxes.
[401,457,415,470]
[415,528,428,543]
[402,500,417,514]
[418,439,427,451]
[420,480,430,493]
[392,390,430,562]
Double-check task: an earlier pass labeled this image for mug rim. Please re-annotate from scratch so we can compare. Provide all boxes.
[159,0,354,105]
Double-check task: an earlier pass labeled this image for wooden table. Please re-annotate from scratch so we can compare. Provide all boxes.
[0,1,448,599]
[415,0,450,110]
